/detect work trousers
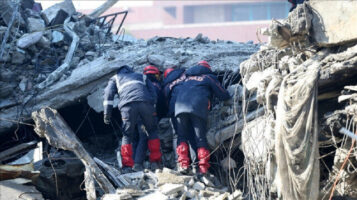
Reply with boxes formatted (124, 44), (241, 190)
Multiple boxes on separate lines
(171, 117), (197, 162)
(132, 120), (148, 164)
(120, 102), (158, 146)
(176, 113), (208, 149)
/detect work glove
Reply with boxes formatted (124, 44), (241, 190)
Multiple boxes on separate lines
(104, 114), (111, 125)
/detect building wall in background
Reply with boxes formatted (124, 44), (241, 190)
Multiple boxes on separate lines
(79, 0), (291, 43)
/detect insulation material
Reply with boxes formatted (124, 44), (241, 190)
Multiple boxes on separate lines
(275, 65), (320, 200)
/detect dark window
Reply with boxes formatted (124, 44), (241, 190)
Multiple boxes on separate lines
(164, 6), (177, 18)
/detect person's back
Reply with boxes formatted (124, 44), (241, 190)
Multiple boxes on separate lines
(103, 65), (161, 172)
(173, 61), (231, 174)
(109, 66), (156, 109)
(163, 68), (186, 117)
(175, 64), (230, 119)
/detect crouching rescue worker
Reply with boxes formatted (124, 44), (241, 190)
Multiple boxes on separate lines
(163, 67), (198, 173)
(175, 61), (231, 174)
(103, 65), (162, 172)
(131, 65), (164, 171)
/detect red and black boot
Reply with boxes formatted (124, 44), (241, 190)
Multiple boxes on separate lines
(176, 142), (190, 174)
(197, 147), (210, 174)
(148, 138), (162, 170)
(121, 144), (134, 173)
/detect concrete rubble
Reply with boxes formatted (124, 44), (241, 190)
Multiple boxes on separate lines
(239, 1), (357, 200)
(2, 0), (357, 200)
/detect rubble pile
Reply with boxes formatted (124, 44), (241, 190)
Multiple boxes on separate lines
(0, 0), (115, 103)
(6, 0), (357, 199)
(101, 168), (243, 200)
(238, 1), (357, 199)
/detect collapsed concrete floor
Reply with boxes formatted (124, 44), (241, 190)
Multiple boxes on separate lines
(2, 0), (357, 200)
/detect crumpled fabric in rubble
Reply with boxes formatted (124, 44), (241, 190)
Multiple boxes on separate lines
(275, 65), (320, 200)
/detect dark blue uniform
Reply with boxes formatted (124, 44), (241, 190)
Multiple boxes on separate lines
(132, 74), (164, 166)
(163, 68), (198, 162)
(103, 66), (159, 146)
(175, 65), (230, 148)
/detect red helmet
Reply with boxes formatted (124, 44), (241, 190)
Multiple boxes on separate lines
(164, 68), (175, 79)
(143, 65), (160, 75)
(198, 60), (211, 69)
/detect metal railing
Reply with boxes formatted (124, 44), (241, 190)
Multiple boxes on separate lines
(96, 10), (128, 35)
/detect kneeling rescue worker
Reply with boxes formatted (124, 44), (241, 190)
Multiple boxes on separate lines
(174, 61), (231, 174)
(103, 65), (162, 171)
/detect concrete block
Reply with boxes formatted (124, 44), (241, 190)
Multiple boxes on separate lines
(193, 181), (205, 191)
(41, 0), (75, 25)
(17, 32), (43, 49)
(160, 183), (185, 195)
(138, 191), (168, 200)
(27, 17), (45, 33)
(310, 0), (357, 46)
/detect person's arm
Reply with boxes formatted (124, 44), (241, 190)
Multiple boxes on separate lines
(103, 75), (117, 124)
(206, 74), (231, 101)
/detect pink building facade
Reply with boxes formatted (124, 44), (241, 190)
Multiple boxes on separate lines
(82, 0), (291, 43)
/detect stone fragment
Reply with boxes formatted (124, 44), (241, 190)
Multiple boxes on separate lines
(185, 189), (198, 199)
(162, 167), (179, 175)
(19, 78), (28, 92)
(27, 17), (45, 33)
(188, 178), (195, 187)
(201, 176), (215, 187)
(156, 171), (188, 186)
(310, 0), (357, 47)
(17, 32), (43, 49)
(138, 191), (168, 200)
(228, 190), (242, 200)
(215, 192), (229, 200)
(41, 0), (76, 25)
(85, 51), (96, 57)
(102, 193), (132, 200)
(179, 191), (186, 200)
(199, 190), (218, 198)
(193, 181), (205, 190)
(160, 183), (185, 195)
(52, 31), (64, 44)
(148, 54), (165, 67)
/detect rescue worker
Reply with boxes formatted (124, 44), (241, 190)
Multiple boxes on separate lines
(132, 65), (163, 171)
(174, 61), (231, 174)
(163, 67), (198, 173)
(103, 65), (162, 172)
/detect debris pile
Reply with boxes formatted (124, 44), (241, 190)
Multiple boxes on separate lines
(237, 1), (357, 199)
(5, 0), (357, 199)
(0, 0), (115, 102)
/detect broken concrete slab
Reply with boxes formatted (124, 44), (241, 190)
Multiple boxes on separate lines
(160, 183), (185, 195)
(193, 181), (205, 190)
(41, 0), (75, 25)
(16, 31), (43, 49)
(51, 30), (64, 43)
(0, 180), (44, 200)
(137, 191), (168, 200)
(148, 54), (165, 67)
(310, 0), (357, 47)
(26, 17), (45, 33)
(102, 193), (132, 200)
(156, 171), (190, 186)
